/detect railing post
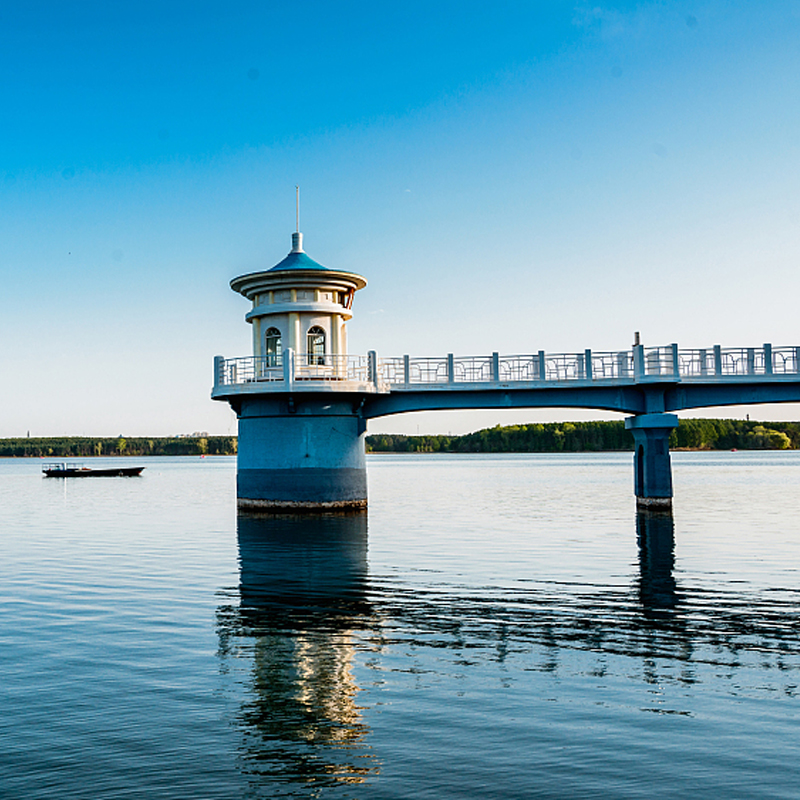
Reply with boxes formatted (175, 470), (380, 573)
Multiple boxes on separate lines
(368, 350), (378, 387)
(214, 355), (224, 387)
(671, 343), (680, 379)
(633, 344), (644, 381)
(796, 347), (800, 374)
(447, 353), (454, 383)
(283, 347), (295, 389)
(538, 350), (546, 381)
(699, 348), (708, 376)
(492, 352), (500, 383)
(584, 349), (593, 381)
(713, 345), (722, 376)
(403, 354), (410, 386)
(746, 347), (755, 375)
(763, 343), (773, 375)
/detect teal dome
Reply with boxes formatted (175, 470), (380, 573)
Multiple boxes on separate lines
(268, 250), (331, 272)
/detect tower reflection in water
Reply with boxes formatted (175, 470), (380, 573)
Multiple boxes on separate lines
(218, 512), (378, 791)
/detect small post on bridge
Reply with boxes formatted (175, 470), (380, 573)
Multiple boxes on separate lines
(763, 343), (773, 375)
(633, 344), (644, 381)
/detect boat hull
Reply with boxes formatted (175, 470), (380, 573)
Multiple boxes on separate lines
(43, 467), (145, 478)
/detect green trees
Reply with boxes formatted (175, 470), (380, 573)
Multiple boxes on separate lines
(747, 426), (791, 449)
(366, 419), (800, 453)
(0, 437), (239, 457)
(1, 421), (798, 459)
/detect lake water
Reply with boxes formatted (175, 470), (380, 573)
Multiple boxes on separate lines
(1, 452), (799, 799)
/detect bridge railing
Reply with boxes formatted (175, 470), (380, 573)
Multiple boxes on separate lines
(295, 353), (370, 382)
(379, 351), (638, 384)
(216, 355), (284, 386)
(215, 353), (370, 386)
(676, 345), (800, 377)
(774, 347), (800, 373)
(216, 344), (800, 390)
(590, 350), (635, 380)
(378, 344), (800, 386)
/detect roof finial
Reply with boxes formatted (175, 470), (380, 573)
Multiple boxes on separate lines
(291, 185), (304, 253)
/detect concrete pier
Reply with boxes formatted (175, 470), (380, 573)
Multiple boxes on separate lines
(235, 394), (368, 511)
(625, 413), (679, 509)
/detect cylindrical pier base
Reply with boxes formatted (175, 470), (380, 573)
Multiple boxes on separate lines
(625, 413), (679, 509)
(235, 395), (368, 511)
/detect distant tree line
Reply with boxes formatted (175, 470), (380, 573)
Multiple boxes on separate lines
(365, 419), (800, 453)
(0, 436), (237, 458)
(2, 420), (798, 458)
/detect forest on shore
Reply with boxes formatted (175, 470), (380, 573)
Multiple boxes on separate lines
(1, 419), (799, 458)
(0, 436), (237, 458)
(365, 418), (800, 453)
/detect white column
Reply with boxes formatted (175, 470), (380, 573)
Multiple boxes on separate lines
(252, 317), (262, 357)
(331, 313), (341, 355)
(288, 312), (300, 353)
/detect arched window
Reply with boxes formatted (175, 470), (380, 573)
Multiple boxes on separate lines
(307, 326), (325, 365)
(265, 327), (282, 367)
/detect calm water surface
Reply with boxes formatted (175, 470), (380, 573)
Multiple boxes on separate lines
(1, 452), (799, 798)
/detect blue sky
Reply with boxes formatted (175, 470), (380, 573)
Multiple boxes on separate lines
(2, 1), (800, 436)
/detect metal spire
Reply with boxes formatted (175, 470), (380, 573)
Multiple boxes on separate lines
(291, 186), (304, 252)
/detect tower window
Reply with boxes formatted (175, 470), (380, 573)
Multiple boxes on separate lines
(307, 326), (325, 365)
(265, 327), (282, 367)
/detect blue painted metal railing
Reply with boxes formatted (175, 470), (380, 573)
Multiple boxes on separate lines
(378, 345), (800, 386)
(214, 344), (800, 389)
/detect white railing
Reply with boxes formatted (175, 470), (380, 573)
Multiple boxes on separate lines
(215, 344), (800, 390)
(214, 351), (372, 387)
(676, 345), (800, 378)
(216, 355), (284, 386)
(296, 353), (370, 382)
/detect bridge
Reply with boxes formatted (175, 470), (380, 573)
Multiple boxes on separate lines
(212, 341), (800, 511)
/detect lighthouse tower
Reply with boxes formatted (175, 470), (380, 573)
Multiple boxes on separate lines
(212, 229), (374, 511)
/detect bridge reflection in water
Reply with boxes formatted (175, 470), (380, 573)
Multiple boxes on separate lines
(217, 510), (799, 794)
(636, 511), (677, 615)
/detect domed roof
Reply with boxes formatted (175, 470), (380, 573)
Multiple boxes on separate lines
(266, 231), (366, 284)
(230, 231), (367, 296)
(268, 249), (331, 273)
